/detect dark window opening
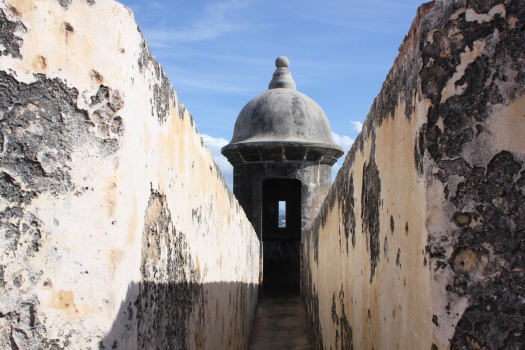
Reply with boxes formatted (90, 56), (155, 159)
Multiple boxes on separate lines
(262, 179), (301, 294)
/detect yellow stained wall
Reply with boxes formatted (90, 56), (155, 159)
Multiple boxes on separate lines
(0, 0), (259, 348)
(304, 1), (525, 349)
(307, 97), (433, 350)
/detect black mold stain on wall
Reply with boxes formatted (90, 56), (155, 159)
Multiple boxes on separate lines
(98, 190), (257, 349)
(340, 173), (356, 252)
(305, 0), (525, 347)
(0, 8), (26, 59)
(416, 0), (525, 348)
(302, 0), (427, 337)
(136, 189), (204, 349)
(0, 71), (120, 195)
(304, 267), (324, 350)
(361, 144), (381, 283)
(152, 75), (175, 125)
(331, 286), (354, 350)
(101, 280), (258, 349)
(447, 150), (525, 349)
(359, 2), (438, 140)
(136, 30), (176, 125)
(55, 0), (73, 10)
(414, 132), (424, 175)
(304, 160), (357, 347)
(0, 70), (122, 348)
(419, 0), (525, 162)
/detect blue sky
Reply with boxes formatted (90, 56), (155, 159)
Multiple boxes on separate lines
(119, 0), (428, 185)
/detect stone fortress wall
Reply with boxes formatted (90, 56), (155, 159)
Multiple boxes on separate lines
(1, 0), (524, 349)
(303, 0), (525, 349)
(0, 0), (259, 348)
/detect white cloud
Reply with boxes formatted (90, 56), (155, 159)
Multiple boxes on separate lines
(201, 133), (229, 149)
(331, 162), (342, 180)
(350, 121), (363, 133)
(331, 131), (354, 154)
(330, 131), (355, 182)
(201, 134), (233, 187)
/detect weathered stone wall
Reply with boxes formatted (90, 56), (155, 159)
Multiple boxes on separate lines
(234, 161), (332, 241)
(234, 161), (332, 291)
(0, 0), (259, 349)
(304, 0), (525, 349)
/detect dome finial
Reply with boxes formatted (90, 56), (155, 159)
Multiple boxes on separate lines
(275, 56), (289, 68)
(269, 56), (296, 90)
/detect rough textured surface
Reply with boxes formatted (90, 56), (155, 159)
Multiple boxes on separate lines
(0, 0), (259, 348)
(229, 89), (337, 145)
(0, 8), (25, 59)
(248, 292), (312, 349)
(360, 144), (381, 283)
(136, 190), (204, 349)
(304, 0), (525, 349)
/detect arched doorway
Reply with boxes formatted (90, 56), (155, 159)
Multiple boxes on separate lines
(262, 178), (302, 293)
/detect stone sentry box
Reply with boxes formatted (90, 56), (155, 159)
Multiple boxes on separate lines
(222, 57), (343, 293)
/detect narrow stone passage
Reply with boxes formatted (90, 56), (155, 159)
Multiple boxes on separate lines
(248, 291), (312, 350)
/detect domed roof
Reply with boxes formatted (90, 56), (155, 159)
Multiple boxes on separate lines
(222, 57), (343, 165)
(230, 88), (335, 144)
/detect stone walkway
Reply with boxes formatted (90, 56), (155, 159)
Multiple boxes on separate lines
(248, 292), (312, 350)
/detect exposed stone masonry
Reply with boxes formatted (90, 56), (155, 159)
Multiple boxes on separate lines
(304, 0), (525, 349)
(0, 1), (259, 348)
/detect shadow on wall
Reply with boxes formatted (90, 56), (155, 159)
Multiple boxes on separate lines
(100, 281), (258, 349)
(100, 190), (258, 349)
